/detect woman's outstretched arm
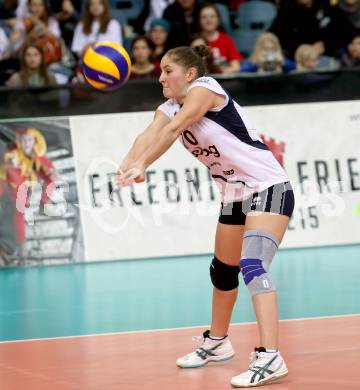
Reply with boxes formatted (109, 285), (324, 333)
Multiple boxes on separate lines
(117, 87), (217, 186)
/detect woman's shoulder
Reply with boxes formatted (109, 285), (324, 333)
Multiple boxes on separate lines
(6, 72), (21, 87)
(190, 76), (221, 89)
(109, 19), (121, 28)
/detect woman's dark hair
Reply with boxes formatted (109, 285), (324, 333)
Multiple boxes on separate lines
(197, 3), (224, 33)
(19, 43), (52, 85)
(166, 45), (212, 77)
(82, 0), (111, 35)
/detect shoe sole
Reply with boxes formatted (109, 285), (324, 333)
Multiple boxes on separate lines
(177, 352), (235, 369)
(230, 368), (289, 387)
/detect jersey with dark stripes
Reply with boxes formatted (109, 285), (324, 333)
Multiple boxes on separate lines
(157, 76), (288, 202)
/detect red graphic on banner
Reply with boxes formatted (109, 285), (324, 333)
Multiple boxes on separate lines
(260, 134), (286, 168)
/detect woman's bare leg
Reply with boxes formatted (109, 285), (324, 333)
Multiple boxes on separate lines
(210, 223), (244, 337)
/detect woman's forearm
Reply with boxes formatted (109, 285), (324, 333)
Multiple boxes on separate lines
(138, 125), (179, 168)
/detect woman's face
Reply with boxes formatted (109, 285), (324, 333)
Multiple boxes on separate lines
(304, 54), (319, 69)
(24, 47), (42, 69)
(150, 26), (168, 46)
(29, 0), (45, 18)
(89, 0), (105, 18)
(20, 134), (36, 156)
(261, 40), (276, 54)
(199, 7), (219, 33)
(132, 39), (151, 64)
(159, 55), (190, 100)
(349, 37), (360, 59)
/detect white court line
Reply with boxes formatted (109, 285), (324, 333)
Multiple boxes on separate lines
(0, 313), (359, 345)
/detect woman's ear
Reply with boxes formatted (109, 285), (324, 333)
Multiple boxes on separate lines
(186, 67), (197, 82)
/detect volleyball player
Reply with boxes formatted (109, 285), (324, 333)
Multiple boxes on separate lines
(117, 45), (294, 388)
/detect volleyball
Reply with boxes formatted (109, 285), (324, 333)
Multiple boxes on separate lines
(82, 41), (131, 91)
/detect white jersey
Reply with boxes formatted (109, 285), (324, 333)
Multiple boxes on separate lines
(157, 76), (289, 202)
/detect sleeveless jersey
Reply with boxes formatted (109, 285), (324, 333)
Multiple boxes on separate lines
(157, 76), (289, 202)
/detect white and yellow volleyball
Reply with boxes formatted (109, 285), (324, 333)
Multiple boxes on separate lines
(82, 41), (132, 91)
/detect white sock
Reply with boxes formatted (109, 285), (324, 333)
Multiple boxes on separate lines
(209, 334), (227, 341)
(265, 348), (278, 353)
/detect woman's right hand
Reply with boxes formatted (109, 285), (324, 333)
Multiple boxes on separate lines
(116, 166), (145, 187)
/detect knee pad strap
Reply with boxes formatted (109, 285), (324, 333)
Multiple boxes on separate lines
(240, 230), (279, 296)
(210, 256), (240, 291)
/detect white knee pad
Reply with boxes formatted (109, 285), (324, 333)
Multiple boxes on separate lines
(239, 230), (279, 296)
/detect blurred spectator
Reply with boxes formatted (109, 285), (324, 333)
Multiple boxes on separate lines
(341, 33), (360, 66)
(270, 0), (336, 58)
(197, 3), (242, 73)
(163, 0), (201, 47)
(6, 43), (57, 86)
(15, 0), (62, 64)
(129, 36), (161, 79)
(318, 0), (360, 57)
(71, 0), (122, 58)
(241, 32), (296, 73)
(131, 0), (175, 35)
(338, 0), (360, 30)
(148, 18), (170, 68)
(190, 34), (222, 73)
(295, 43), (320, 70)
(50, 0), (82, 46)
(295, 43), (340, 70)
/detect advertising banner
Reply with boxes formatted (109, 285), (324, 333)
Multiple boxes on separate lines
(71, 100), (360, 261)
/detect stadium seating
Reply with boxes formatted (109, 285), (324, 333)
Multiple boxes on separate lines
(237, 1), (277, 31)
(232, 29), (262, 57)
(214, 3), (233, 35)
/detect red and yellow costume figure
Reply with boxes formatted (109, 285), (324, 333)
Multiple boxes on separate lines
(0, 127), (55, 246)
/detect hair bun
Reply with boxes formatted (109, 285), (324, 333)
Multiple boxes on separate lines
(192, 44), (212, 59)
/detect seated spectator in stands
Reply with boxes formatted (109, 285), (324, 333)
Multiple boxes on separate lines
(6, 43), (57, 86)
(71, 0), (122, 58)
(339, 0), (360, 30)
(341, 34), (360, 66)
(190, 34), (222, 73)
(15, 0), (62, 64)
(50, 0), (82, 46)
(197, 3), (242, 73)
(295, 43), (320, 70)
(129, 36), (161, 79)
(295, 42), (340, 71)
(148, 18), (170, 68)
(163, 0), (201, 48)
(270, 0), (335, 58)
(132, 0), (175, 34)
(241, 32), (296, 73)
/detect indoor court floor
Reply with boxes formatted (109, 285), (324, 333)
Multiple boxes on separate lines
(1, 244), (360, 389)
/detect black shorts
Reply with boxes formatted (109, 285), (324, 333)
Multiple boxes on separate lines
(219, 181), (295, 225)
